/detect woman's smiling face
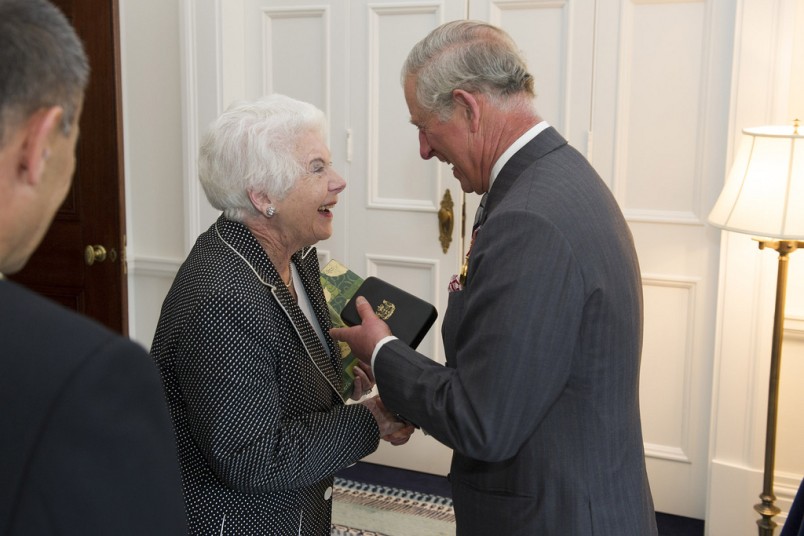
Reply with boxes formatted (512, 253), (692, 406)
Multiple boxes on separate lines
(276, 129), (346, 247)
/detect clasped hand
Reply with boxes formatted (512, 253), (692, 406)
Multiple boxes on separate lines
(360, 396), (415, 446)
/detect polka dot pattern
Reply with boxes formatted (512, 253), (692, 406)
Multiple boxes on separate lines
(151, 216), (380, 535)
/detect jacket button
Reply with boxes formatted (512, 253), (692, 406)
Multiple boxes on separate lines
(324, 486), (333, 500)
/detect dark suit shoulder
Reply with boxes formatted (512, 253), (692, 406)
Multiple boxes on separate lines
(0, 280), (187, 535)
(1, 279), (122, 353)
(0, 280), (155, 393)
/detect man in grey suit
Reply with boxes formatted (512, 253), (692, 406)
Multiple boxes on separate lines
(331, 20), (658, 535)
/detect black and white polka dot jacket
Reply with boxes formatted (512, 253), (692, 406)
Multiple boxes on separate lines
(151, 216), (380, 535)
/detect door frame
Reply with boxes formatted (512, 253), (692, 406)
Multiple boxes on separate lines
(11, 0), (128, 333)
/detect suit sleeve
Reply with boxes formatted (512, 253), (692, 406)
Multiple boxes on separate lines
(11, 337), (188, 535)
(173, 293), (379, 493)
(375, 208), (584, 462)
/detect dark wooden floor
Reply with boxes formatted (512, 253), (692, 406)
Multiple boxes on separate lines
(336, 462), (705, 536)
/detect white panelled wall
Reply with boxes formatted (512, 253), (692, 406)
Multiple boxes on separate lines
(706, 0), (804, 534)
(119, 0), (804, 533)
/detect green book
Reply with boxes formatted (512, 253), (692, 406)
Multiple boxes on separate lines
(320, 259), (364, 399)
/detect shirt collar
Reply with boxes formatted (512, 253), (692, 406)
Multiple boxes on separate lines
(489, 120), (550, 191)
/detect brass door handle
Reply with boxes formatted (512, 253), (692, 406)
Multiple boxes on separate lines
(84, 244), (117, 266)
(438, 189), (454, 253)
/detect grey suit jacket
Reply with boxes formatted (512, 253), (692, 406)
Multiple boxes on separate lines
(151, 216), (379, 535)
(375, 127), (658, 535)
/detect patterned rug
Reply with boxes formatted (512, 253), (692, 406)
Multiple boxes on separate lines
(331, 477), (456, 536)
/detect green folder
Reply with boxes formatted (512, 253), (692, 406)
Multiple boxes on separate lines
(320, 260), (364, 399)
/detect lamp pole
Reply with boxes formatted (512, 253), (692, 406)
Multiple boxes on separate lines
(754, 240), (803, 535)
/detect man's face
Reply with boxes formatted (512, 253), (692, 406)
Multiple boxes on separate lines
(404, 76), (484, 194)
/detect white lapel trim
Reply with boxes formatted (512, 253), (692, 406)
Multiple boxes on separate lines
(214, 221), (343, 401)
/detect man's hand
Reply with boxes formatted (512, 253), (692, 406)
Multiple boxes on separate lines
(330, 296), (392, 365)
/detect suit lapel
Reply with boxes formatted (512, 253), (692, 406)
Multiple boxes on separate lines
(214, 216), (343, 400)
(458, 127), (569, 289)
(292, 248), (344, 396)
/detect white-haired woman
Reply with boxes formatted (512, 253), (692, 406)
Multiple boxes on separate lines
(151, 94), (411, 535)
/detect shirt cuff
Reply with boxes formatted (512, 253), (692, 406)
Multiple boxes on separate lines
(371, 335), (398, 371)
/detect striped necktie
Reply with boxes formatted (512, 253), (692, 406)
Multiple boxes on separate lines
(473, 193), (488, 231)
(457, 193), (488, 287)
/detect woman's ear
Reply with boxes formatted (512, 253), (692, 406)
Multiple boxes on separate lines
(20, 106), (63, 185)
(247, 189), (273, 214)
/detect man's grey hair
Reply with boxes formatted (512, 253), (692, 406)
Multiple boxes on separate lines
(198, 94), (327, 222)
(401, 20), (535, 121)
(0, 0), (89, 145)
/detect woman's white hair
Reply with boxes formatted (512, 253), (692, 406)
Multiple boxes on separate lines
(198, 94), (326, 221)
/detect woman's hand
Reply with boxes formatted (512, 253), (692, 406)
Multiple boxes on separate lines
(349, 361), (376, 401)
(360, 396), (415, 445)
(383, 424), (415, 446)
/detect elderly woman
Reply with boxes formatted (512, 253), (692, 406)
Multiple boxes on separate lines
(151, 94), (410, 535)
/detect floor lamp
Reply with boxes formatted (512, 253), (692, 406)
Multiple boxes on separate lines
(708, 120), (804, 535)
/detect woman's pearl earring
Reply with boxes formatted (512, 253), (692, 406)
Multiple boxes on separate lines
(265, 205), (276, 218)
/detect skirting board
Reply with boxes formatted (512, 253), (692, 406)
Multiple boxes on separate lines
(707, 460), (797, 535)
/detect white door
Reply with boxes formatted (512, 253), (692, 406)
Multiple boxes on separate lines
(345, 0), (468, 475)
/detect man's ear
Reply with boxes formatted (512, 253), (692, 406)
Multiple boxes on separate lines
(452, 89), (481, 133)
(20, 106), (63, 185)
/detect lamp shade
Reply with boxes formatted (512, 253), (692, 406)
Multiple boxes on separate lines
(708, 124), (804, 239)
